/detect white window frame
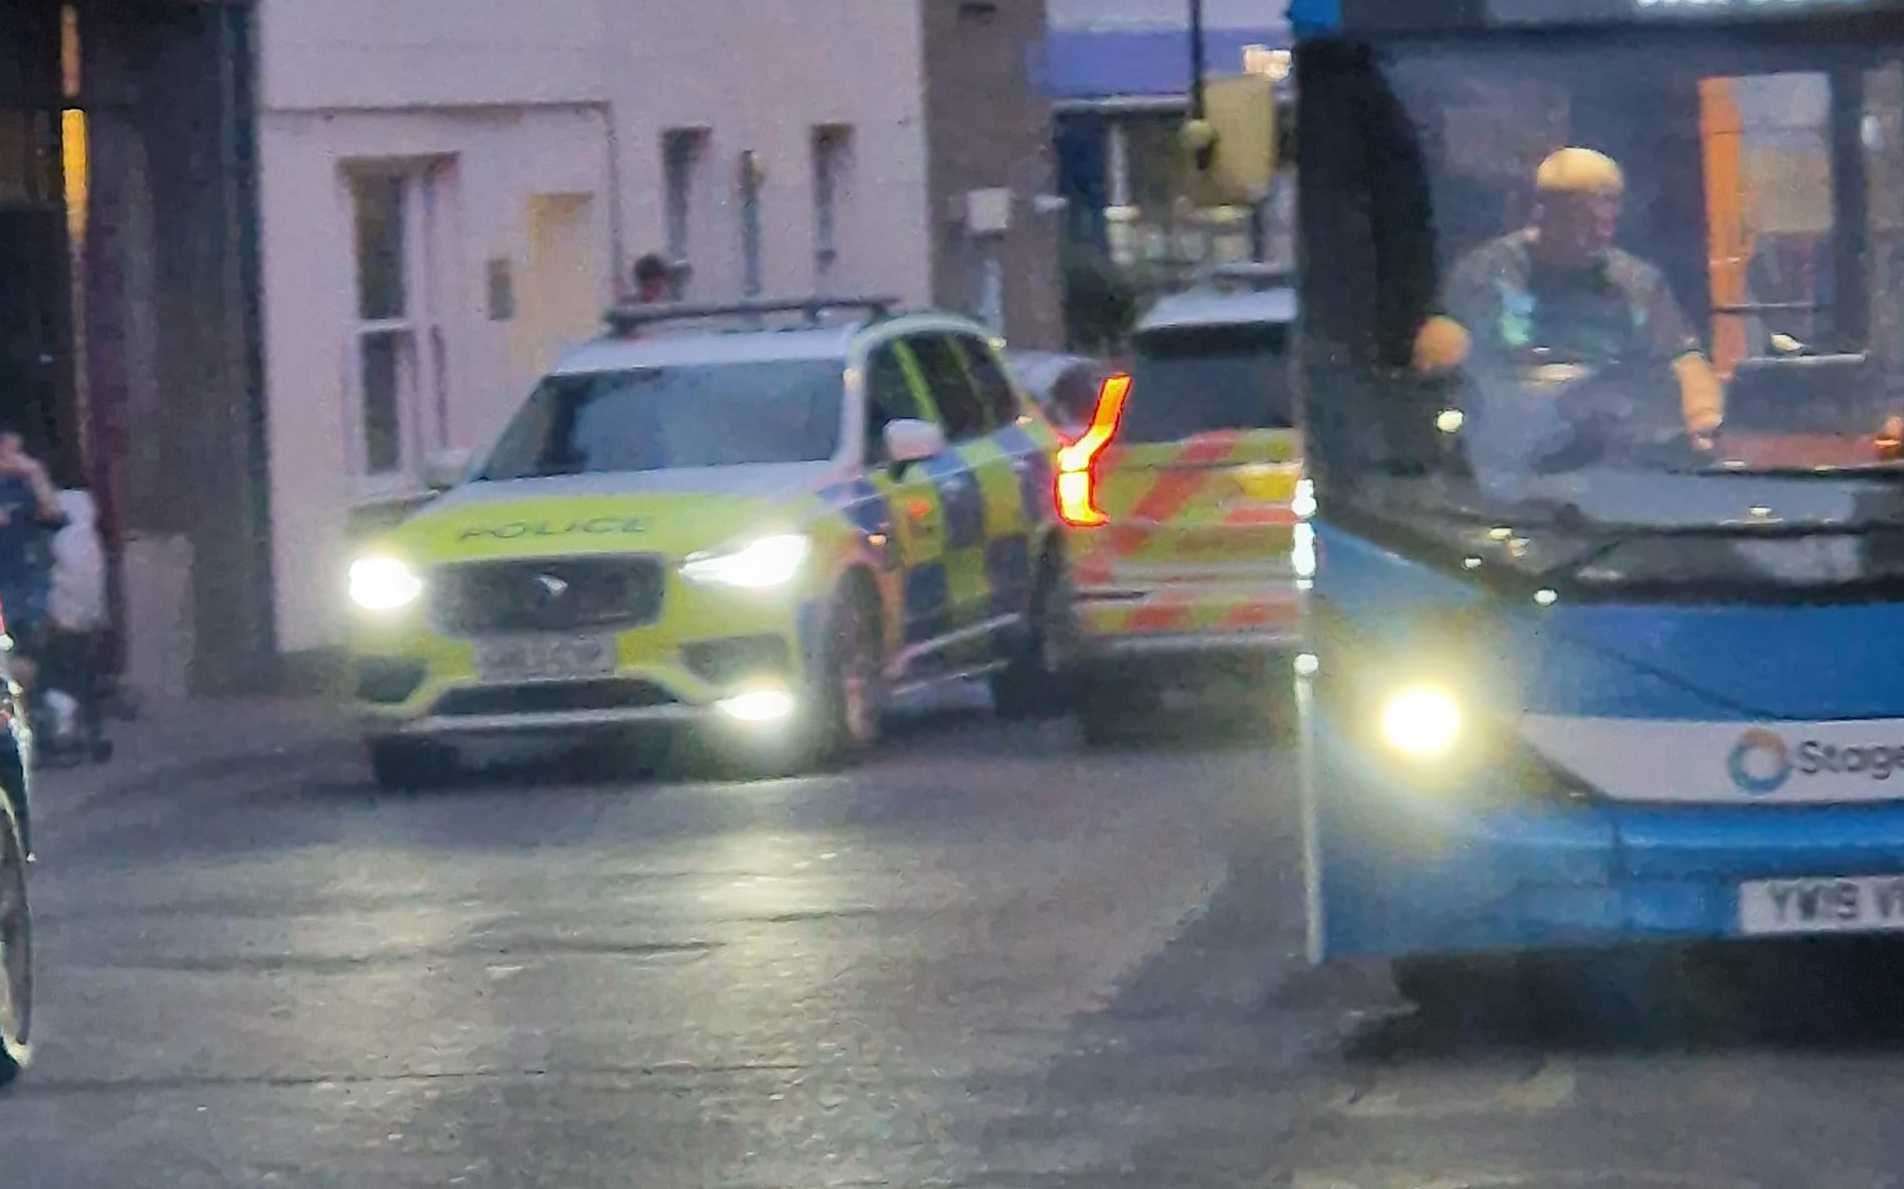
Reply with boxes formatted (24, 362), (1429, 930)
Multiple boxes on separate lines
(343, 160), (450, 502)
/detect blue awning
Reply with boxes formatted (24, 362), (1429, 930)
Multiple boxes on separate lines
(1037, 26), (1292, 102)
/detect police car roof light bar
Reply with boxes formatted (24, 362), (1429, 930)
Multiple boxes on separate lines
(605, 296), (899, 335)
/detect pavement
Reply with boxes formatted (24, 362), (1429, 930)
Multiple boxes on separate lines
(11, 689), (1904, 1187)
(31, 695), (351, 821)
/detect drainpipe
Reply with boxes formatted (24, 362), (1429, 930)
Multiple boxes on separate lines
(1189, 0), (1207, 123)
(216, 0), (277, 678)
(599, 102), (627, 299)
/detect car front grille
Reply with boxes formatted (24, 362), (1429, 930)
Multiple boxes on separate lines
(431, 556), (664, 635)
(432, 680), (678, 718)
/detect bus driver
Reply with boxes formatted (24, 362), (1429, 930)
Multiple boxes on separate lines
(1412, 147), (1726, 452)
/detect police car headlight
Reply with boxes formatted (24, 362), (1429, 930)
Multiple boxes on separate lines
(681, 534), (811, 590)
(1378, 684), (1463, 761)
(349, 556), (424, 612)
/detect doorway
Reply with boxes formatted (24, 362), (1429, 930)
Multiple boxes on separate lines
(514, 192), (602, 387)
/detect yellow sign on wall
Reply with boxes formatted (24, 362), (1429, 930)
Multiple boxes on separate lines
(1187, 73), (1280, 207)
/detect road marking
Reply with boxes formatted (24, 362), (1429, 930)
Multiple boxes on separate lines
(1333, 1060), (1576, 1119)
(1294, 1172), (1764, 1189)
(1293, 1174), (1567, 1189)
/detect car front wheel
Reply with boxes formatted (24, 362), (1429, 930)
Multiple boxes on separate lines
(706, 579), (884, 779)
(991, 553), (1075, 721)
(821, 581), (886, 758)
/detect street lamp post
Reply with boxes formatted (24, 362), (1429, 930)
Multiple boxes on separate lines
(1189, 0), (1207, 122)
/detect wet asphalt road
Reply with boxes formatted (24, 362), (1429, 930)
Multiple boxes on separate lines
(13, 691), (1904, 1188)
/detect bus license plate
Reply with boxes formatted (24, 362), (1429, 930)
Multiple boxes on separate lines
(1738, 876), (1904, 936)
(476, 634), (617, 684)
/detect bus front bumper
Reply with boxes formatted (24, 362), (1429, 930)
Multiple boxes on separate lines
(1311, 722), (1904, 961)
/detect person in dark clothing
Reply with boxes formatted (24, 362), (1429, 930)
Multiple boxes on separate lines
(0, 422), (66, 665)
(632, 253), (675, 304)
(1413, 147), (1725, 448)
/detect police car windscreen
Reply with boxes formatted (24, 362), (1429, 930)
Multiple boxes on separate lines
(1123, 323), (1292, 443)
(482, 361), (844, 478)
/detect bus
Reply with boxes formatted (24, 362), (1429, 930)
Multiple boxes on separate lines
(1291, 0), (1904, 999)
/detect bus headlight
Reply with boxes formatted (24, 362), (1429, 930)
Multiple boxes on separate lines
(1378, 684), (1463, 760)
(349, 556), (424, 612)
(682, 534), (811, 590)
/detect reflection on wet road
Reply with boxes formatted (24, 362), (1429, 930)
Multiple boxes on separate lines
(12, 693), (1904, 1188)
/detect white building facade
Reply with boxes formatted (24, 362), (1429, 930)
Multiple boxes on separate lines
(255, 0), (1051, 655)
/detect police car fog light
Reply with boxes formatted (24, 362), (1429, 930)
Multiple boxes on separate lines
(682, 534), (811, 590)
(1379, 685), (1462, 760)
(717, 687), (797, 724)
(349, 556), (424, 612)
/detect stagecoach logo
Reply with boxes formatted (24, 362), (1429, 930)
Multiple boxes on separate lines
(1727, 728), (1904, 796)
(1728, 729), (1793, 796)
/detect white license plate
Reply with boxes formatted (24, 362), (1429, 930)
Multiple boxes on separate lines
(475, 634), (617, 683)
(1738, 876), (1904, 936)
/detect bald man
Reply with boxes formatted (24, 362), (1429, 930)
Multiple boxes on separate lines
(1416, 147), (1724, 446)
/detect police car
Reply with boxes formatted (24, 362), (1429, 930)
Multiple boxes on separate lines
(348, 297), (1070, 786)
(1059, 264), (1307, 740)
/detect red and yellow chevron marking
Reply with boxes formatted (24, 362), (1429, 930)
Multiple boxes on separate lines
(1220, 503), (1300, 527)
(1066, 427), (1305, 646)
(1072, 517), (1299, 587)
(1080, 588), (1304, 640)
(1119, 432), (1247, 524)
(1083, 431), (1298, 534)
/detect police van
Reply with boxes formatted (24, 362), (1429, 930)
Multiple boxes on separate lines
(1060, 264), (1307, 740)
(347, 297), (1069, 785)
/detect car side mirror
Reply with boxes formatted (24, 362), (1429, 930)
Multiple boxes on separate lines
(883, 419), (946, 468)
(423, 448), (473, 492)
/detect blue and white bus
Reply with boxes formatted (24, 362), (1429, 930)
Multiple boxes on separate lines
(1292, 0), (1904, 996)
